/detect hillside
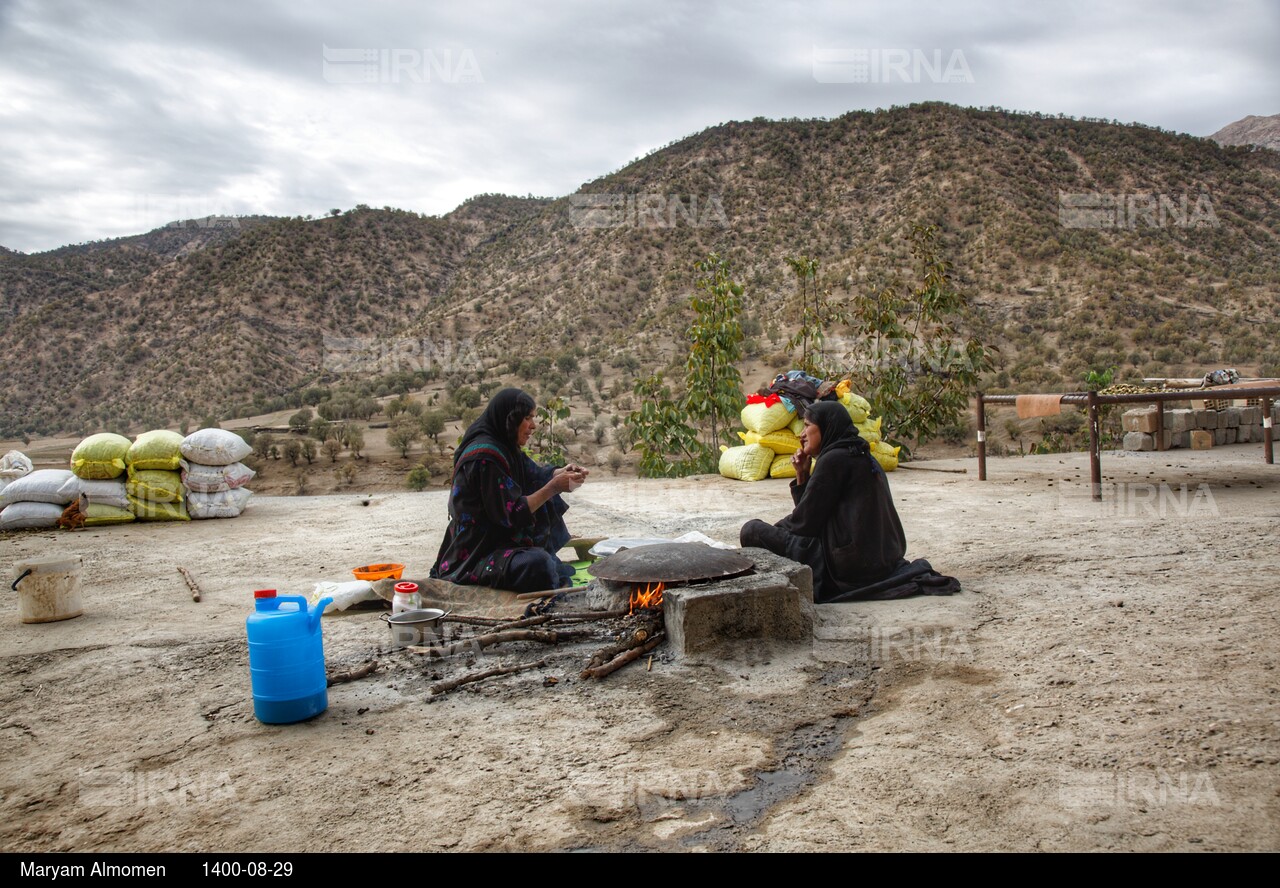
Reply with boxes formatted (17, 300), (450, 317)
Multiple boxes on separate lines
(3, 103), (1279, 440)
(1211, 114), (1280, 153)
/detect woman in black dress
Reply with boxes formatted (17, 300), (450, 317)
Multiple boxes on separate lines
(739, 400), (907, 602)
(430, 388), (588, 593)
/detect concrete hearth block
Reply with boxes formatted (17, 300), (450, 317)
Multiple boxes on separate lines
(1223, 408), (1241, 428)
(1190, 430), (1213, 450)
(662, 548), (814, 657)
(1122, 408), (1159, 433)
(1240, 406), (1262, 426)
(1223, 427), (1238, 445)
(1123, 431), (1155, 451)
(1167, 409), (1194, 434)
(1193, 409), (1213, 429)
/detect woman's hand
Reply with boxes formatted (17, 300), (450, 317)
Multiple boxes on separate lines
(791, 450), (810, 486)
(552, 465), (588, 493)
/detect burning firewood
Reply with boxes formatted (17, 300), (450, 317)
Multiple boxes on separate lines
(580, 634), (665, 680)
(581, 616), (662, 673)
(429, 659), (547, 696)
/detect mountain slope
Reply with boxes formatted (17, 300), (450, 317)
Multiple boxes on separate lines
(3, 104), (1279, 438)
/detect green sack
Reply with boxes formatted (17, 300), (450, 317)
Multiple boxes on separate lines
(71, 433), (132, 480)
(127, 430), (184, 471)
(128, 496), (190, 522)
(84, 502), (136, 526)
(126, 468), (184, 503)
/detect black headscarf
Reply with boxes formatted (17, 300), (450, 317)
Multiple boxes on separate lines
(454, 387), (536, 488)
(803, 400), (871, 459)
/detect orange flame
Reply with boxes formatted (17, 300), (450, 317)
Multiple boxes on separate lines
(629, 581), (665, 614)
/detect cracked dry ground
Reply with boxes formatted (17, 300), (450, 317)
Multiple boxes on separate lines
(1, 448), (1277, 851)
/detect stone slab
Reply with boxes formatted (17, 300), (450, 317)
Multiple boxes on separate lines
(1123, 431), (1155, 451)
(1122, 407), (1159, 434)
(1190, 430), (1213, 450)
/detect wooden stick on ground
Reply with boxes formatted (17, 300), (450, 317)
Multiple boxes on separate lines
(430, 659), (547, 696)
(898, 464), (968, 474)
(406, 627), (595, 659)
(327, 661), (378, 686)
(514, 584), (589, 601)
(176, 566), (202, 602)
(581, 634), (664, 680)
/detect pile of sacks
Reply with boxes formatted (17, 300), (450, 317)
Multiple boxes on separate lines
(718, 378), (901, 483)
(0, 428), (255, 531)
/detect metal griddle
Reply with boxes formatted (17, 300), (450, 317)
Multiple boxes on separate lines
(587, 542), (754, 585)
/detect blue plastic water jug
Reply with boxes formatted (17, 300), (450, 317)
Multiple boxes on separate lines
(246, 590), (333, 724)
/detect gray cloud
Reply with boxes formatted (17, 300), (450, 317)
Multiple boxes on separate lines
(0, 0), (1275, 252)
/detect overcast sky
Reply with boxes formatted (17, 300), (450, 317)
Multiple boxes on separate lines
(0, 0), (1275, 253)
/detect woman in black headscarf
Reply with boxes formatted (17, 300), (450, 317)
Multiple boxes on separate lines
(430, 388), (589, 593)
(740, 400), (907, 602)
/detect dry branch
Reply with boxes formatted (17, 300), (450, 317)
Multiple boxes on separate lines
(406, 627), (595, 659)
(430, 659), (547, 696)
(581, 634), (664, 680)
(327, 661), (379, 686)
(176, 566), (202, 602)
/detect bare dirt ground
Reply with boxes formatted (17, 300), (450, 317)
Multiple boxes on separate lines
(1, 445), (1278, 852)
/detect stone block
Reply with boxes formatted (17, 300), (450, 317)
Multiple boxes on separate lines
(1123, 431), (1155, 451)
(1161, 429), (1172, 450)
(1193, 409), (1214, 429)
(1237, 425), (1252, 444)
(1166, 409), (1195, 434)
(1223, 407), (1241, 428)
(1224, 427), (1238, 445)
(1190, 430), (1213, 450)
(662, 548), (815, 657)
(1174, 431), (1191, 449)
(1240, 406), (1262, 426)
(1214, 428), (1227, 446)
(1122, 407), (1159, 434)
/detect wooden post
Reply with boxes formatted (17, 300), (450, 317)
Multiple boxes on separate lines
(1264, 396), (1274, 465)
(976, 392), (987, 481)
(1088, 390), (1102, 501)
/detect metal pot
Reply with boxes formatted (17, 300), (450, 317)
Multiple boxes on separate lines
(380, 608), (448, 650)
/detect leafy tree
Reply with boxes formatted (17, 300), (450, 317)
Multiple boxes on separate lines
(283, 439), (302, 466)
(532, 396), (570, 464)
(406, 464), (431, 491)
(421, 410), (446, 441)
(844, 225), (993, 453)
(684, 252), (746, 459)
(387, 419), (421, 459)
(289, 407), (313, 431)
(784, 256), (842, 376)
(344, 425), (365, 459)
(322, 438), (344, 462)
(624, 373), (701, 477)
(300, 437), (317, 464)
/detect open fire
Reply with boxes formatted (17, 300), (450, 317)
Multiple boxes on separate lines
(629, 581), (664, 614)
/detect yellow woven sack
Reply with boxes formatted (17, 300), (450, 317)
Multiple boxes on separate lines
(840, 392), (871, 424)
(125, 468), (184, 503)
(128, 496), (191, 522)
(758, 429), (801, 455)
(127, 430), (184, 470)
(835, 379), (851, 398)
(871, 440), (900, 472)
(719, 444), (775, 482)
(737, 430), (762, 445)
(741, 400), (794, 435)
(856, 417), (882, 443)
(788, 416), (804, 436)
(71, 433), (132, 480)
(769, 453), (796, 479)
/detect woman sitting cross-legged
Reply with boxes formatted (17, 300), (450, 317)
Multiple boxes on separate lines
(430, 388), (588, 594)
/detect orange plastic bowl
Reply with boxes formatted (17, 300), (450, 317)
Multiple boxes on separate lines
(352, 563), (405, 581)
